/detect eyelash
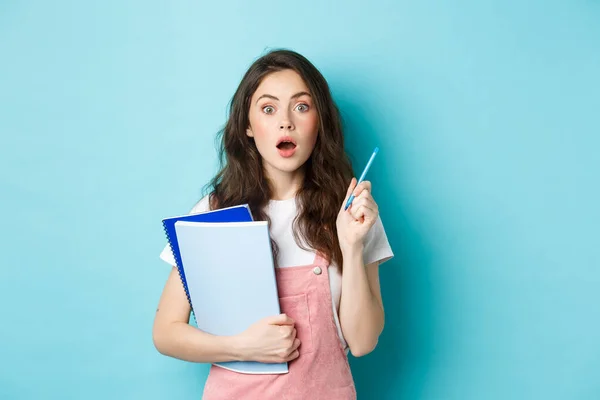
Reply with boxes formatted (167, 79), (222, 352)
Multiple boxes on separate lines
(262, 103), (310, 114)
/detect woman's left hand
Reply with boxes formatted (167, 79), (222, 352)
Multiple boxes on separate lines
(336, 177), (379, 253)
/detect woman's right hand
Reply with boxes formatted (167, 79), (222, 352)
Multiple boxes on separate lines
(236, 313), (301, 363)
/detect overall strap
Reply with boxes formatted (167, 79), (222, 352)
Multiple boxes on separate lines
(312, 251), (330, 268)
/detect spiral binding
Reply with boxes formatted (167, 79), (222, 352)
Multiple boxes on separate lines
(162, 220), (198, 323)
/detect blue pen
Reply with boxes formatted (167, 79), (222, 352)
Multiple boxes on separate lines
(344, 147), (379, 210)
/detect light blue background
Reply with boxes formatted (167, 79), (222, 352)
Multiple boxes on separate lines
(1, 1), (599, 399)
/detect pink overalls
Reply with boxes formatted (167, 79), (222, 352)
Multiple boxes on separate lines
(202, 253), (357, 399)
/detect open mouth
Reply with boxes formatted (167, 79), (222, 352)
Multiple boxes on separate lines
(276, 137), (297, 150)
(276, 137), (297, 157)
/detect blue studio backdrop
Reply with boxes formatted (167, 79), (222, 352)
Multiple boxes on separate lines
(1, 1), (599, 399)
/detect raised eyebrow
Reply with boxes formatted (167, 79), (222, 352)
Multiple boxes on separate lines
(291, 91), (311, 100)
(256, 94), (278, 104)
(255, 92), (311, 105)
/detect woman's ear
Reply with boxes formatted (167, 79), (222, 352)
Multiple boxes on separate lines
(246, 127), (254, 137)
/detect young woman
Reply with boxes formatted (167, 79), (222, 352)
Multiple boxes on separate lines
(153, 49), (394, 399)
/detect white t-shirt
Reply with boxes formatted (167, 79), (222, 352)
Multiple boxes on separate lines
(159, 195), (394, 352)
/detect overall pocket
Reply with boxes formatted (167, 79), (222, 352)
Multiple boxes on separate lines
(278, 293), (314, 355)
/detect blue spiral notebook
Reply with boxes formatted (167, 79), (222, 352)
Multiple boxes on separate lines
(162, 204), (254, 316)
(162, 204), (287, 374)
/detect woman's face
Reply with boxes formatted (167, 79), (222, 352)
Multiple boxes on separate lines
(247, 69), (319, 180)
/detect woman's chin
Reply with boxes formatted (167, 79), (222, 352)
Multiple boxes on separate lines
(263, 158), (308, 175)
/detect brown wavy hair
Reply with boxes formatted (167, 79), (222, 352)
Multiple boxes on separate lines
(203, 49), (353, 270)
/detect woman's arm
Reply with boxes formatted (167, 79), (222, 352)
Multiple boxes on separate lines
(152, 267), (245, 363)
(152, 267), (300, 364)
(336, 178), (386, 357)
(338, 247), (384, 357)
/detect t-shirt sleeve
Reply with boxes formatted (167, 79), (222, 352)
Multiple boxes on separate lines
(158, 195), (212, 266)
(363, 215), (394, 267)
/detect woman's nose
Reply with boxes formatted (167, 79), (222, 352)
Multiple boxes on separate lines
(279, 114), (295, 130)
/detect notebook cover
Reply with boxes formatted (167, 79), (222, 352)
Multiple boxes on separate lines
(162, 204), (253, 319)
(174, 220), (287, 374)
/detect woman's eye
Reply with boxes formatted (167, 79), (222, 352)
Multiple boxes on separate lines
(296, 104), (309, 112)
(262, 106), (275, 114)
